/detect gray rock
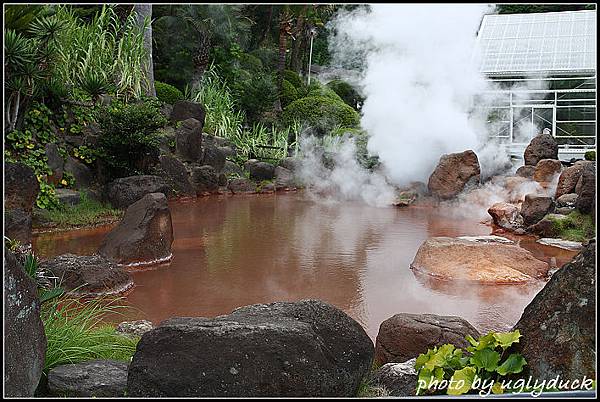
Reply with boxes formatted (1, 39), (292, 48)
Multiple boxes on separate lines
(536, 238), (583, 251)
(222, 160), (243, 177)
(274, 166), (296, 189)
(5, 208), (33, 246)
(524, 133), (558, 166)
(55, 188), (81, 207)
(107, 175), (171, 209)
(227, 178), (257, 194)
(5, 162), (39, 212)
(64, 135), (84, 147)
(45, 143), (64, 185)
(575, 163), (595, 214)
(279, 156), (302, 172)
(159, 154), (195, 196)
(244, 159), (276, 181)
(170, 100), (206, 126)
(175, 118), (203, 162)
(556, 193), (578, 208)
(99, 193), (174, 266)
(39, 253), (133, 296)
(64, 156), (93, 189)
(521, 194), (555, 226)
(375, 313), (480, 365)
(513, 242), (595, 381)
(127, 299), (374, 397)
(554, 206), (575, 215)
(371, 358), (418, 397)
(191, 165), (219, 194)
(4, 249), (47, 396)
(47, 360), (128, 397)
(201, 144), (226, 172)
(116, 320), (154, 338)
(219, 146), (236, 159)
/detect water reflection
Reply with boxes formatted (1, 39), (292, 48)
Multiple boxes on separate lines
(32, 193), (576, 339)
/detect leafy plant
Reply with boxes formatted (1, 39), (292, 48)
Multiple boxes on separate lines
(36, 180), (60, 210)
(585, 150), (596, 161)
(415, 330), (526, 396)
(73, 145), (98, 164)
(155, 80), (184, 105)
(21, 252), (64, 304)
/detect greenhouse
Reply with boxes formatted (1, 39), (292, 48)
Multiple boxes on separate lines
(475, 9), (596, 160)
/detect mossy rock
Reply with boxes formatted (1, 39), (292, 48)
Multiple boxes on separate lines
(155, 81), (184, 105)
(326, 79), (364, 110)
(282, 95), (361, 135)
(547, 211), (595, 242)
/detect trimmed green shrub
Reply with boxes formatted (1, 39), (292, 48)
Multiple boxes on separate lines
(297, 80), (343, 103)
(584, 150), (596, 161)
(97, 99), (167, 179)
(282, 95), (361, 135)
(155, 81), (184, 105)
(239, 52), (263, 72)
(250, 46), (278, 70)
(232, 71), (278, 123)
(326, 79), (364, 110)
(281, 79), (300, 108)
(283, 69), (304, 89)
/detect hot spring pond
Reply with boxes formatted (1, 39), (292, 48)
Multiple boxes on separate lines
(33, 192), (576, 339)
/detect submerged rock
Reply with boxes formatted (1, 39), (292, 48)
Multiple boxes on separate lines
(47, 360), (128, 397)
(375, 313), (480, 365)
(427, 150), (480, 200)
(512, 241), (595, 381)
(523, 133), (558, 166)
(371, 358), (418, 397)
(520, 194), (554, 226)
(410, 237), (549, 284)
(39, 254), (133, 296)
(487, 202), (524, 231)
(107, 175), (171, 209)
(536, 238), (583, 251)
(127, 299), (374, 397)
(4, 249), (47, 397)
(99, 193), (174, 266)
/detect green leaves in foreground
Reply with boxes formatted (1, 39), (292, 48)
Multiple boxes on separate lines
(415, 330), (526, 396)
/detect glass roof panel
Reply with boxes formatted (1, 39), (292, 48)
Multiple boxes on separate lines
(476, 10), (596, 75)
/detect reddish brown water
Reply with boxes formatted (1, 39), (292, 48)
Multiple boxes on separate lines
(33, 193), (576, 339)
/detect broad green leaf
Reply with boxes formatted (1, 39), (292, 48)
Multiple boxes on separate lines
(448, 366), (476, 395)
(424, 344), (455, 371)
(493, 330), (522, 350)
(492, 382), (504, 394)
(417, 368), (433, 395)
(466, 334), (479, 347)
(470, 348), (501, 372)
(433, 367), (445, 380)
(496, 353), (527, 376)
(415, 349), (434, 370)
(474, 333), (497, 351)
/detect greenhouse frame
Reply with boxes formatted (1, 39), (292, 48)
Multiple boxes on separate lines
(474, 9), (596, 160)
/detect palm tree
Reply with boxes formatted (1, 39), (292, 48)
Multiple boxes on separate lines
(133, 4), (156, 97)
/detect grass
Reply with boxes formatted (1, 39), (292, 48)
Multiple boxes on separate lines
(35, 191), (123, 230)
(41, 296), (138, 374)
(548, 211), (595, 242)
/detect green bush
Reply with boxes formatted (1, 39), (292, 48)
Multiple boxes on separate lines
(97, 99), (167, 178)
(584, 150), (596, 161)
(155, 81), (184, 105)
(326, 79), (364, 110)
(283, 95), (361, 135)
(232, 71), (278, 122)
(239, 52), (263, 72)
(281, 79), (300, 108)
(283, 69), (304, 89)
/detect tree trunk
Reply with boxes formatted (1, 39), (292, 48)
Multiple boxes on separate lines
(190, 34), (211, 95)
(290, 7), (307, 73)
(134, 4), (156, 97)
(276, 14), (290, 112)
(259, 6), (273, 46)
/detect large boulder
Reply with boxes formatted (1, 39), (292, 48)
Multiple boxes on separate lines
(512, 241), (595, 381)
(159, 154), (195, 196)
(410, 237), (549, 284)
(175, 118), (203, 162)
(47, 360), (128, 397)
(245, 159), (276, 181)
(520, 194), (554, 226)
(523, 133), (558, 166)
(5, 162), (39, 212)
(371, 359), (418, 397)
(127, 300), (374, 397)
(98, 193), (174, 266)
(45, 142), (64, 185)
(527, 214), (566, 238)
(427, 150), (480, 200)
(4, 249), (47, 396)
(39, 254), (133, 296)
(555, 160), (592, 198)
(107, 175), (171, 209)
(575, 163), (595, 214)
(5, 208), (33, 245)
(227, 178), (257, 194)
(532, 159), (562, 184)
(222, 160), (244, 177)
(555, 193), (578, 208)
(279, 156), (302, 172)
(487, 202), (524, 231)
(190, 165), (219, 194)
(374, 313), (480, 365)
(201, 143), (226, 172)
(170, 100), (206, 126)
(64, 156), (93, 189)
(274, 166), (296, 190)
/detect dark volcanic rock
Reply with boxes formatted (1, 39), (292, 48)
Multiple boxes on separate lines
(575, 163), (596, 214)
(64, 157), (93, 189)
(191, 165), (219, 194)
(227, 178), (257, 193)
(374, 313), (480, 365)
(159, 154), (195, 196)
(107, 175), (171, 209)
(513, 242), (596, 381)
(4, 249), (47, 396)
(244, 159), (276, 181)
(555, 160), (592, 198)
(222, 160), (243, 177)
(5, 162), (40, 212)
(5, 208), (33, 245)
(201, 143), (226, 172)
(47, 360), (128, 397)
(527, 214), (566, 238)
(520, 194), (554, 226)
(371, 358), (418, 397)
(39, 254), (133, 296)
(55, 189), (81, 207)
(170, 100), (206, 126)
(427, 150), (480, 200)
(175, 118), (203, 162)
(127, 299), (374, 397)
(99, 193), (174, 266)
(524, 133), (558, 166)
(45, 143), (64, 185)
(274, 166), (296, 189)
